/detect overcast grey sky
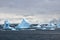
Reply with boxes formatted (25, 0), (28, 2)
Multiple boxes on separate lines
(0, 0), (60, 16)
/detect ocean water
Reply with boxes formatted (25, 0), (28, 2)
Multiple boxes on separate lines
(0, 30), (60, 40)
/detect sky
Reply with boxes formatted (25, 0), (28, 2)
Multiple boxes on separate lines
(0, 0), (60, 15)
(0, 0), (60, 23)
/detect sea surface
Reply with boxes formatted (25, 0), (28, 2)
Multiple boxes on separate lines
(0, 30), (60, 40)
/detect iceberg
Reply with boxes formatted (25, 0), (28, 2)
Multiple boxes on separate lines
(3, 20), (10, 29)
(46, 23), (56, 30)
(3, 20), (16, 30)
(15, 18), (30, 29)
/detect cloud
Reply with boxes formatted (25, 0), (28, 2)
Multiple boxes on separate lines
(0, 0), (59, 15)
(0, 0), (60, 23)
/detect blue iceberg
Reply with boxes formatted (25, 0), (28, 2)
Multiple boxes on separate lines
(3, 20), (16, 30)
(15, 18), (30, 29)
